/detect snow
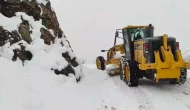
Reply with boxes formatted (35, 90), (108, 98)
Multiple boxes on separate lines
(1, 59), (190, 110)
(84, 64), (190, 110)
(0, 13), (22, 32)
(48, 29), (55, 37)
(113, 51), (125, 58)
(38, 5), (43, 16)
(0, 42), (14, 59)
(36, 0), (49, 5)
(184, 53), (190, 62)
(20, 0), (48, 5)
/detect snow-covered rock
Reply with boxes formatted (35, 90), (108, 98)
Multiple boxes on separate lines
(0, 0), (82, 81)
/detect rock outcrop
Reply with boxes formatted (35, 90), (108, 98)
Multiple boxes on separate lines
(0, 0), (82, 81)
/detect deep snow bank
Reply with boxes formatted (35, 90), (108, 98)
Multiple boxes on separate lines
(0, 56), (78, 110)
(0, 60), (137, 110)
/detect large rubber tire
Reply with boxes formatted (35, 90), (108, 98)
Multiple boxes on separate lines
(177, 68), (187, 84)
(125, 60), (139, 87)
(96, 56), (106, 70)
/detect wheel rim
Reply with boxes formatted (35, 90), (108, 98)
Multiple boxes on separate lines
(119, 63), (123, 80)
(120, 62), (126, 80)
(127, 71), (131, 85)
(96, 59), (101, 69)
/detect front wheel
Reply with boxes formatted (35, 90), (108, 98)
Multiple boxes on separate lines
(96, 56), (106, 70)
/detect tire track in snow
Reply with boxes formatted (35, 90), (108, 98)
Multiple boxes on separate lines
(139, 78), (190, 110)
(158, 79), (190, 109)
(133, 86), (154, 110)
(160, 79), (190, 94)
(112, 76), (190, 110)
(112, 76), (154, 110)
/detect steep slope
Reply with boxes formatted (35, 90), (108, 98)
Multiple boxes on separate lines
(0, 0), (82, 81)
(0, 0), (84, 109)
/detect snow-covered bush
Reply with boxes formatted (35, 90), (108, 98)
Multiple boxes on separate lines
(81, 59), (86, 64)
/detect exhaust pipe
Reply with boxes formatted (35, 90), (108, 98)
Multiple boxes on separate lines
(163, 34), (168, 50)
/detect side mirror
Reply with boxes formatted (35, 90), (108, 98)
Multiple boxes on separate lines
(101, 50), (107, 52)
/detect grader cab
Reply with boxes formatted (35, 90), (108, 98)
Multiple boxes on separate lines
(96, 24), (190, 87)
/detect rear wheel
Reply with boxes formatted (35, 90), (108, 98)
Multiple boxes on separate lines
(119, 56), (127, 80)
(120, 59), (139, 87)
(96, 56), (106, 70)
(177, 68), (187, 84)
(126, 60), (139, 87)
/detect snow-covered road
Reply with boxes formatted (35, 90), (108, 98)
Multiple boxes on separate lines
(85, 64), (190, 110)
(1, 61), (190, 110)
(112, 75), (190, 110)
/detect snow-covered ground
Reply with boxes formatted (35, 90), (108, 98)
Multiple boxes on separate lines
(1, 61), (190, 110)
(85, 64), (190, 110)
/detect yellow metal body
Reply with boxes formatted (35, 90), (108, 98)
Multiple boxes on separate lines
(105, 25), (152, 67)
(138, 34), (190, 82)
(122, 25), (151, 30)
(134, 40), (145, 63)
(100, 24), (190, 83)
(105, 44), (125, 66)
(96, 59), (101, 69)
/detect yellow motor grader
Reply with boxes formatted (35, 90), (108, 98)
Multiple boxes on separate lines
(96, 24), (190, 87)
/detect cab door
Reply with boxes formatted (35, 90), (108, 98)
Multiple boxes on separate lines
(122, 29), (132, 60)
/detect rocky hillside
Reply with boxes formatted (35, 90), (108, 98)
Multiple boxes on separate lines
(0, 0), (82, 81)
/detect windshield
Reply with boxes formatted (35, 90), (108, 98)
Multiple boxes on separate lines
(129, 28), (150, 41)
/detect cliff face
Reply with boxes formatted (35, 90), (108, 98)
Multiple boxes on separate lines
(0, 0), (82, 81)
